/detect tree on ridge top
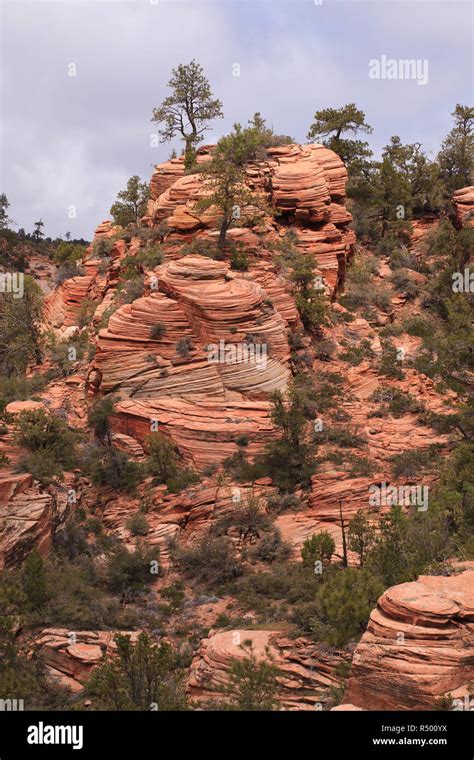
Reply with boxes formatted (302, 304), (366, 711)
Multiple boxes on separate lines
(307, 103), (373, 167)
(152, 60), (223, 171)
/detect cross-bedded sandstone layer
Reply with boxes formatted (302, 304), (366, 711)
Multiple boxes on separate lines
(345, 570), (474, 710)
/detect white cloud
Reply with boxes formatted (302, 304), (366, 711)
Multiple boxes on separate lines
(0, 0), (472, 238)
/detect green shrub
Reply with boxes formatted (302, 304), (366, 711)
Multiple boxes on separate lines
(106, 542), (160, 599)
(365, 505), (451, 587)
(230, 246), (249, 271)
(234, 562), (323, 618)
(53, 241), (86, 266)
(389, 269), (421, 300)
(14, 409), (77, 470)
(322, 425), (367, 448)
(18, 450), (63, 484)
(26, 553), (138, 630)
(251, 530), (291, 563)
(55, 260), (84, 285)
(266, 493), (302, 514)
(378, 340), (404, 379)
(149, 322), (166, 340)
(310, 371), (345, 412)
(174, 536), (243, 585)
(348, 511), (376, 566)
(92, 237), (116, 259)
(347, 454), (376, 477)
(46, 331), (92, 378)
(85, 633), (187, 711)
(88, 396), (116, 444)
(78, 298), (96, 328)
(301, 531), (335, 568)
(218, 640), (280, 711)
(0, 375), (47, 414)
(115, 277), (144, 305)
(379, 322), (404, 337)
(146, 432), (198, 493)
(340, 256), (391, 312)
(21, 549), (50, 611)
(88, 447), (143, 493)
(339, 339), (375, 366)
(166, 468), (199, 494)
(390, 446), (441, 479)
(176, 337), (193, 358)
(310, 568), (383, 647)
(402, 315), (433, 338)
(314, 337), (337, 361)
(370, 386), (425, 417)
(121, 245), (163, 277)
(179, 238), (220, 259)
(126, 513), (150, 536)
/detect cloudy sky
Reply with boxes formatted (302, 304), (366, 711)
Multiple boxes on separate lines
(1, 0), (472, 239)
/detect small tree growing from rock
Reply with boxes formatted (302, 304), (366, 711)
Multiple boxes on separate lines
(219, 640), (280, 711)
(195, 123), (270, 249)
(110, 176), (149, 227)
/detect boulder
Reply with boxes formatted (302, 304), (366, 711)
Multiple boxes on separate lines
(345, 570), (474, 710)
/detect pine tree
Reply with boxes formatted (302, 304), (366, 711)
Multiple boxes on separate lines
(110, 176), (149, 227)
(152, 60), (223, 170)
(438, 105), (474, 192)
(307, 103), (373, 167)
(220, 640), (280, 711)
(33, 219), (44, 248)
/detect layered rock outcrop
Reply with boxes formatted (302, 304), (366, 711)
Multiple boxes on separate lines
(145, 144), (354, 295)
(0, 478), (73, 570)
(100, 481), (275, 563)
(188, 628), (349, 710)
(345, 570), (474, 710)
(452, 186), (474, 229)
(30, 628), (138, 693)
(91, 253), (293, 466)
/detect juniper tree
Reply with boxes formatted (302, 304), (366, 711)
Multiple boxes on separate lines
(301, 531), (335, 568)
(219, 640), (280, 711)
(348, 511), (375, 567)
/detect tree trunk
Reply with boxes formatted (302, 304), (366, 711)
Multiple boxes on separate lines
(184, 136), (197, 172)
(218, 216), (230, 250)
(339, 500), (348, 568)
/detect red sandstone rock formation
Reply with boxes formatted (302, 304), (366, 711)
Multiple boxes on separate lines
(90, 253), (294, 465)
(188, 628), (350, 710)
(100, 480), (275, 563)
(345, 570), (474, 710)
(30, 628), (139, 693)
(0, 478), (73, 570)
(452, 186), (474, 229)
(145, 143), (354, 295)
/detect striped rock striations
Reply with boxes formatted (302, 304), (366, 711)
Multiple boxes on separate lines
(187, 628), (350, 710)
(452, 186), (474, 229)
(345, 570), (474, 710)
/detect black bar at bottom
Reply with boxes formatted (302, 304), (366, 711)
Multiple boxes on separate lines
(0, 710), (472, 758)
